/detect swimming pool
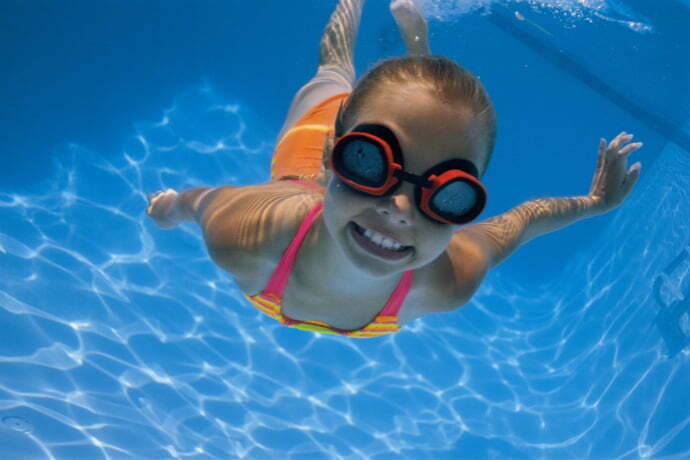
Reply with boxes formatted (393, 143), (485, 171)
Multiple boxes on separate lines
(1, 0), (688, 457)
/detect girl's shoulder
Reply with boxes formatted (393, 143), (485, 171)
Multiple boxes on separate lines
(201, 180), (324, 292)
(398, 236), (487, 324)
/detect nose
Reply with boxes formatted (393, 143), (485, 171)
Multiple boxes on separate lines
(375, 188), (414, 226)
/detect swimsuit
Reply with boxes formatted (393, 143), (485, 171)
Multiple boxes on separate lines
(243, 202), (414, 338)
(243, 91), (414, 337)
(271, 92), (350, 182)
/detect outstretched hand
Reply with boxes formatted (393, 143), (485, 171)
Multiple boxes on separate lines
(146, 189), (181, 229)
(589, 132), (643, 214)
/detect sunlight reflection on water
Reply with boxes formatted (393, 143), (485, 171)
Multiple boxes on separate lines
(0, 84), (687, 457)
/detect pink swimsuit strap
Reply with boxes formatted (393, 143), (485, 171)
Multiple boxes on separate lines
(261, 202), (413, 319)
(263, 202), (324, 296)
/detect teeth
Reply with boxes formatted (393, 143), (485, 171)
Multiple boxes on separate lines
(362, 228), (404, 251)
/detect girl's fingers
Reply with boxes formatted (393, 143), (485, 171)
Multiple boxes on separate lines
(592, 138), (607, 187)
(609, 132), (633, 152)
(597, 139), (607, 161)
(146, 191), (164, 214)
(608, 133), (624, 151)
(593, 134), (642, 196)
(595, 139), (606, 172)
(622, 162), (642, 195)
(618, 142), (643, 156)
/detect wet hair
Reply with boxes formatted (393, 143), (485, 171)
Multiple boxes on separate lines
(328, 55), (496, 177)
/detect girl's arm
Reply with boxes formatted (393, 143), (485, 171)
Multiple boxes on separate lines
(454, 195), (600, 270)
(448, 132), (643, 273)
(146, 187), (216, 229)
(146, 183), (322, 276)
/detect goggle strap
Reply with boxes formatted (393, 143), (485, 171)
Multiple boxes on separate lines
(394, 169), (433, 188)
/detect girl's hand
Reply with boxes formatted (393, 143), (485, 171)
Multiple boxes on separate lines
(588, 132), (643, 214)
(146, 189), (181, 229)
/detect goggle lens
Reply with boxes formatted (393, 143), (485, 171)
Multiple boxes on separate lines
(339, 139), (387, 188)
(430, 180), (477, 218)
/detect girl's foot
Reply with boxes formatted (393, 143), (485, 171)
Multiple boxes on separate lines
(146, 189), (181, 229)
(390, 0), (431, 56)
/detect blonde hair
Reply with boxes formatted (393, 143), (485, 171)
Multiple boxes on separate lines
(329, 55), (496, 177)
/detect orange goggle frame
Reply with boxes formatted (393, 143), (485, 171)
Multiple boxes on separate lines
(329, 125), (487, 225)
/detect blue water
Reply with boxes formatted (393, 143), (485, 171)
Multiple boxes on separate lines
(1, 0), (689, 458)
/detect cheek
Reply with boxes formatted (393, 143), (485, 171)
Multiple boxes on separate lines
(324, 180), (370, 220)
(416, 222), (453, 258)
(323, 184), (359, 231)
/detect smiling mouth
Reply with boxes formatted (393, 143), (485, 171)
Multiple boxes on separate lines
(348, 222), (414, 261)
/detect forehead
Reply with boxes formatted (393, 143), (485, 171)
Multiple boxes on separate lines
(352, 83), (485, 172)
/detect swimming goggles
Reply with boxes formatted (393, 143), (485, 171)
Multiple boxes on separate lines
(329, 123), (487, 225)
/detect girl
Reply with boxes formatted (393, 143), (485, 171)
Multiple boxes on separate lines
(146, 0), (642, 338)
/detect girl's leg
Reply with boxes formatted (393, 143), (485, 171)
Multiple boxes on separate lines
(390, 0), (431, 56)
(275, 0), (365, 141)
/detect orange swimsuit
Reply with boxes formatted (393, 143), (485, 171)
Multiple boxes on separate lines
(270, 92), (349, 182)
(243, 92), (414, 337)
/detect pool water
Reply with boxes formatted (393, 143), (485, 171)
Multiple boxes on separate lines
(1, 0), (688, 458)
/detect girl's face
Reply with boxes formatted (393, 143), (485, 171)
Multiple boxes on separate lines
(323, 82), (488, 276)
